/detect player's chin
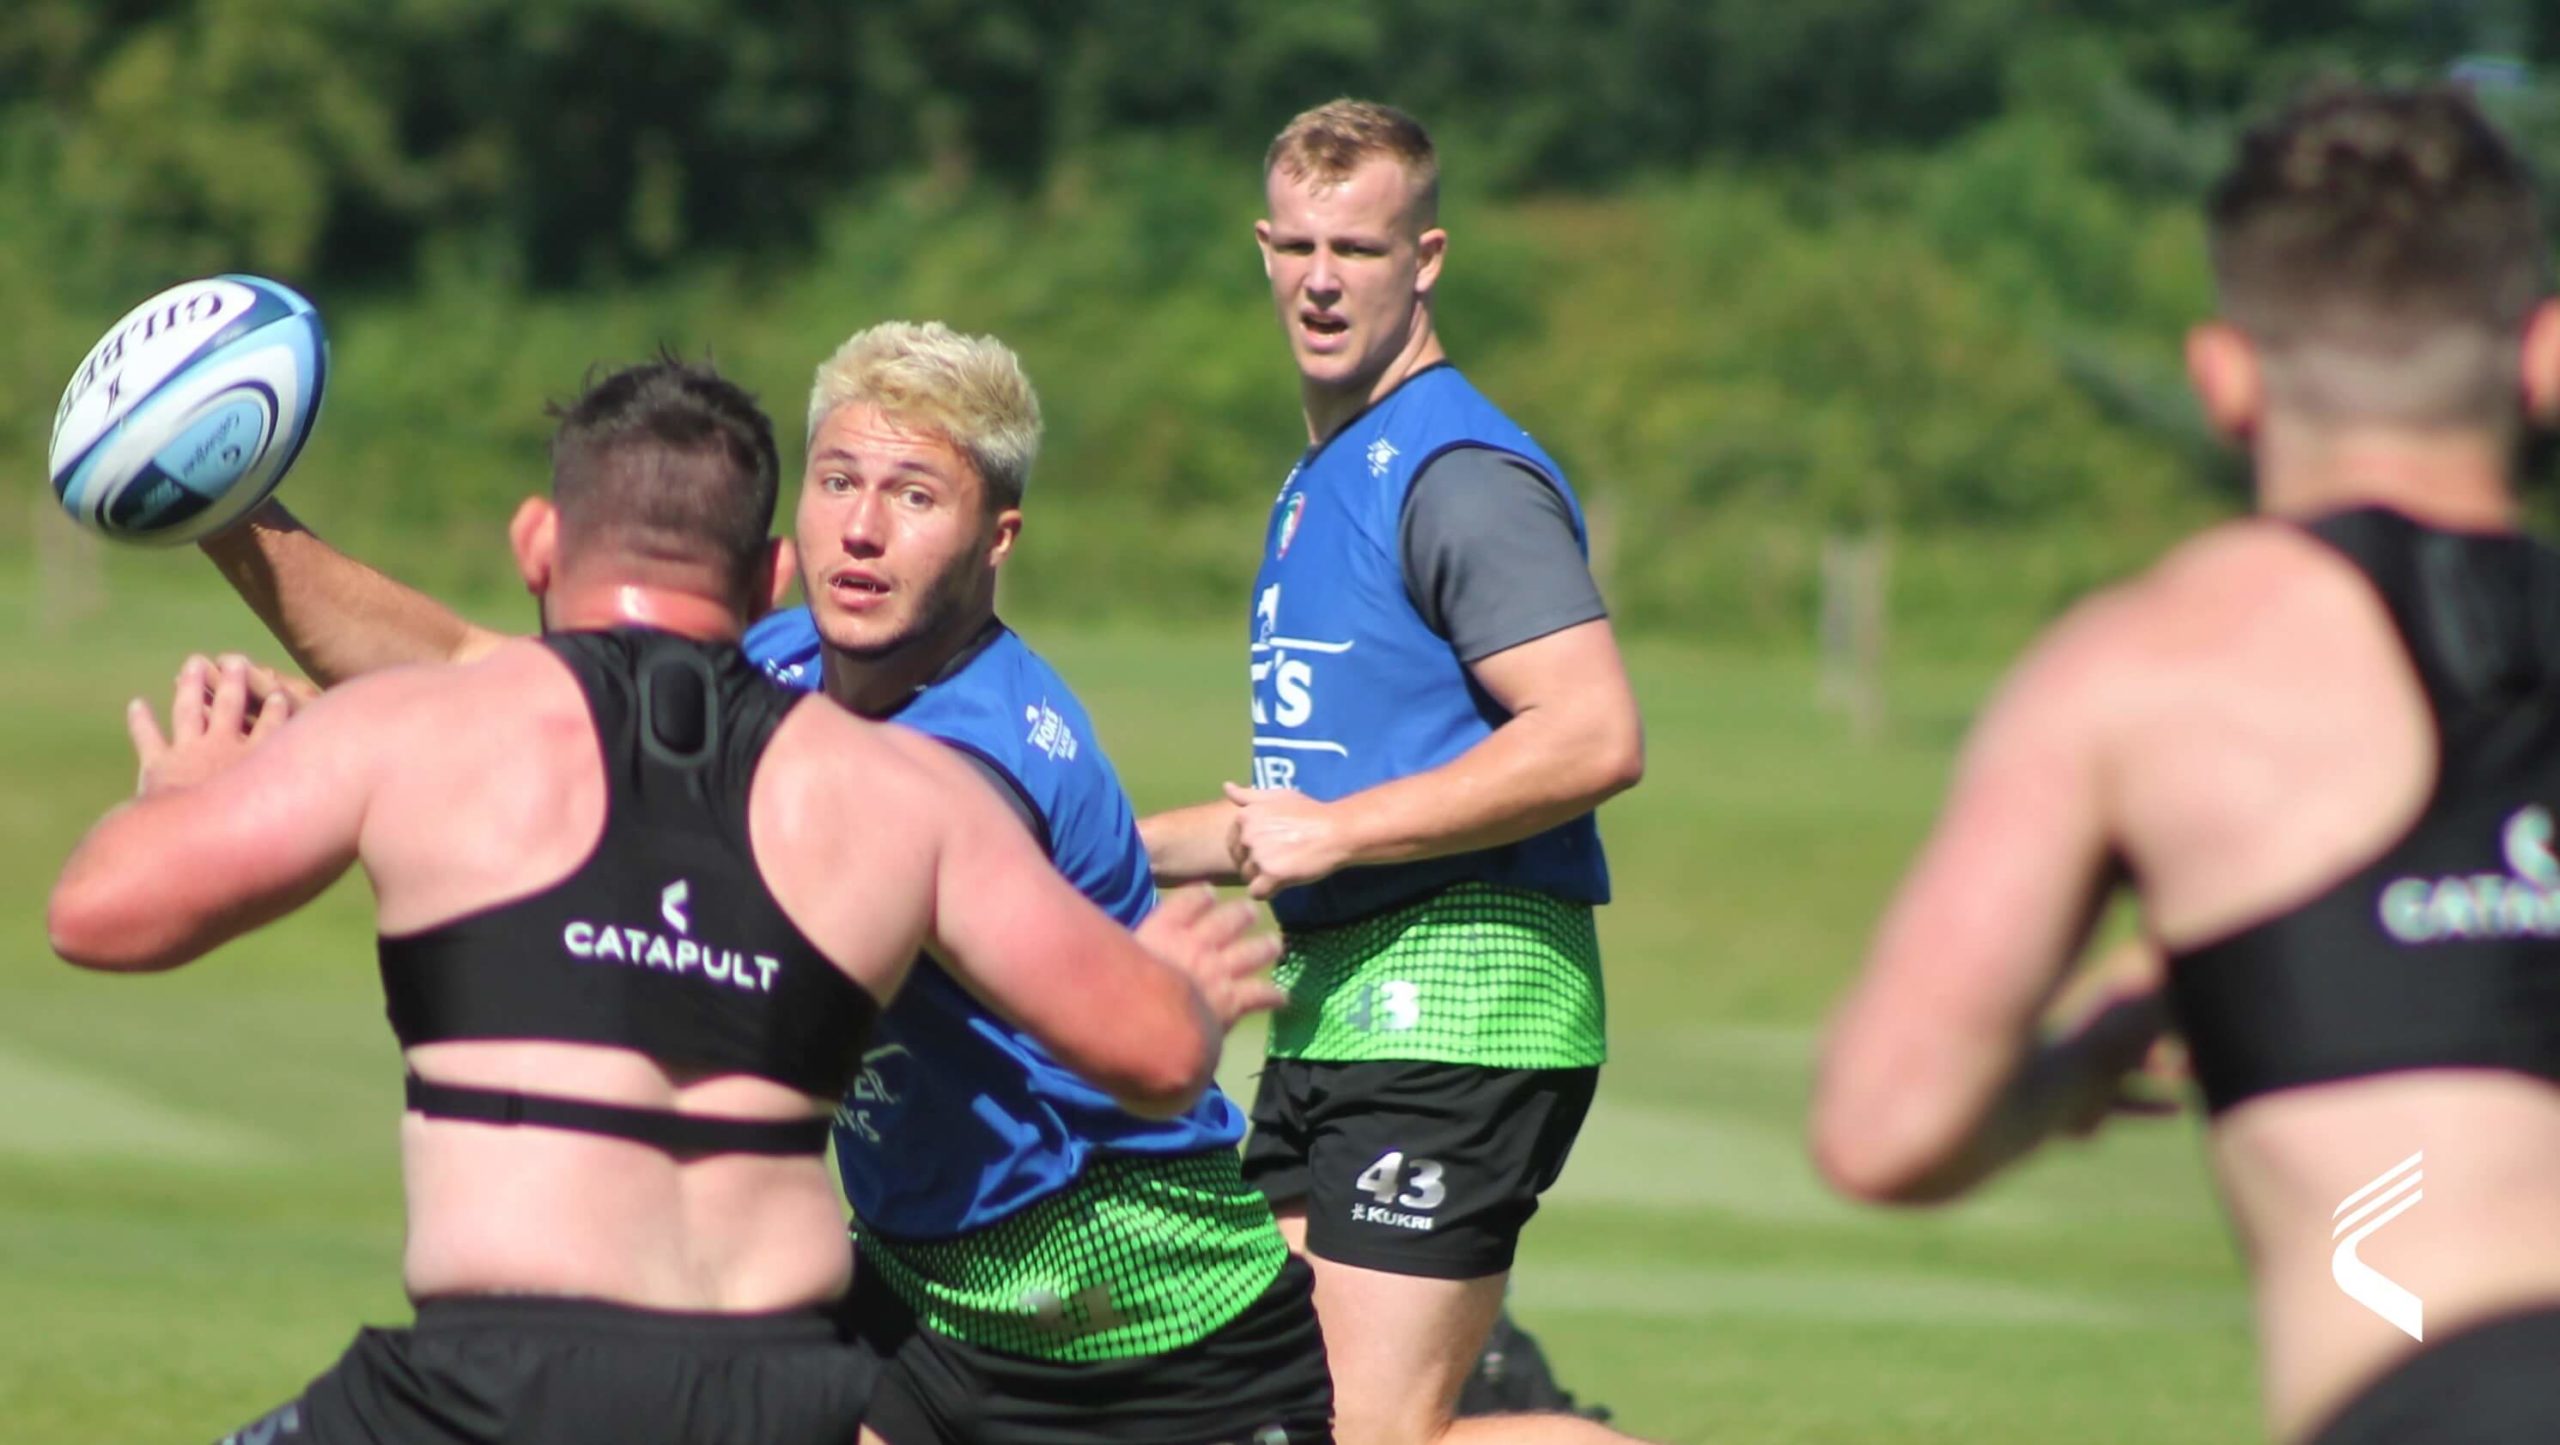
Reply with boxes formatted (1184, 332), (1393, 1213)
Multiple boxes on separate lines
(811, 610), (917, 660)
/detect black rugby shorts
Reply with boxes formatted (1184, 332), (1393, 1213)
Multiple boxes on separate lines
(1242, 1059), (1598, 1280)
(2308, 1305), (2560, 1445)
(212, 1296), (870, 1445)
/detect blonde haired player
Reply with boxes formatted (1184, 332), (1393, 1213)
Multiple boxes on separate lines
(57, 358), (1280, 1445)
(197, 323), (1337, 1445)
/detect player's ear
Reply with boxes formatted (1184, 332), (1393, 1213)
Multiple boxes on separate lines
(1254, 219), (1276, 279)
(987, 507), (1023, 567)
(2186, 322), (2262, 446)
(1414, 225), (1447, 298)
(753, 537), (795, 619)
(2520, 298), (2560, 428)
(510, 497), (558, 598)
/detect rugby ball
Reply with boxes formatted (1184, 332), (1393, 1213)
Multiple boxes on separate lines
(48, 275), (328, 545)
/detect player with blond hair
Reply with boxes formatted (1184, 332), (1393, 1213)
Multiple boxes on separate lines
(57, 357), (1280, 1445)
(196, 323), (1336, 1444)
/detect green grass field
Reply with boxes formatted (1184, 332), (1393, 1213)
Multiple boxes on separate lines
(0, 552), (2259, 1443)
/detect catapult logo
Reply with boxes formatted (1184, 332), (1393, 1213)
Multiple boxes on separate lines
(2332, 1150), (2424, 1341)
(2376, 805), (2560, 944)
(561, 877), (780, 994)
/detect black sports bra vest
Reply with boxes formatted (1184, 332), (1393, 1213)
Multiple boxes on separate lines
(2165, 508), (2560, 1115)
(378, 629), (879, 1155)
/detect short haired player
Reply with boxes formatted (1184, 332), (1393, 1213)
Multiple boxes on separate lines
(1813, 86), (2560, 1445)
(1142, 100), (1648, 1445)
(50, 359), (1282, 1445)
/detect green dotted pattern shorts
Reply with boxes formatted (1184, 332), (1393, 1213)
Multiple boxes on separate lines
(1267, 883), (1607, 1068)
(855, 1148), (1288, 1362)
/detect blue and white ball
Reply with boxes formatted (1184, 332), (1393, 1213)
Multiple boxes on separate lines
(48, 275), (328, 546)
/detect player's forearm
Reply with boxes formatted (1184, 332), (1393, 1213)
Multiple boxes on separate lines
(1139, 801), (1245, 886)
(1326, 700), (1644, 868)
(1809, 1019), (2040, 1206)
(201, 502), (503, 686)
(47, 802), (329, 971)
(1812, 985), (2168, 1206)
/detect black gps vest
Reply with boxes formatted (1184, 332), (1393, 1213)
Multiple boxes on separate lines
(378, 628), (878, 1155)
(2164, 507), (2560, 1115)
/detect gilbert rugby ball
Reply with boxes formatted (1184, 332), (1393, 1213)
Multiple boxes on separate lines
(48, 275), (328, 545)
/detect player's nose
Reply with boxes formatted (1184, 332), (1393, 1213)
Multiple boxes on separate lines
(840, 490), (888, 555)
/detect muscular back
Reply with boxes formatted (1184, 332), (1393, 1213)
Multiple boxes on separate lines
(349, 638), (937, 1310)
(2095, 520), (2560, 1440)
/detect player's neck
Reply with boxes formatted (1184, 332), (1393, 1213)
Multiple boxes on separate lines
(547, 582), (745, 642)
(2252, 410), (2520, 532)
(1303, 316), (1448, 445)
(818, 599), (997, 720)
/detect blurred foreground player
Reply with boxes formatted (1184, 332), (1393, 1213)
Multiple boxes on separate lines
(47, 360), (1281, 1445)
(197, 325), (1335, 1445)
(1814, 87), (2560, 1445)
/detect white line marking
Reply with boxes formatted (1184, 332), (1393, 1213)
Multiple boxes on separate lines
(0, 1041), (286, 1164)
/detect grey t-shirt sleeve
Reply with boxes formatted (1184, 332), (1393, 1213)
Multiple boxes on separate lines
(1399, 446), (1609, 663)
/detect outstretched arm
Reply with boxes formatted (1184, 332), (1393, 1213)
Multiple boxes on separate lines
(49, 656), (382, 971)
(202, 501), (508, 685)
(1810, 602), (2170, 1206)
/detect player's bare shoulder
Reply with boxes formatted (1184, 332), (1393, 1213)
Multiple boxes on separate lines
(2108, 517), (2413, 705)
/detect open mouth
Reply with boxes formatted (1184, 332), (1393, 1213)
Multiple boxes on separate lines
(1302, 311), (1348, 340)
(829, 570), (891, 604)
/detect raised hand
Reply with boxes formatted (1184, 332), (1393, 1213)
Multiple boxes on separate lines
(129, 654), (296, 796)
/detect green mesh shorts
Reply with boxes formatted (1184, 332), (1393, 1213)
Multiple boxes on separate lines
(1267, 883), (1606, 1068)
(855, 1149), (1289, 1363)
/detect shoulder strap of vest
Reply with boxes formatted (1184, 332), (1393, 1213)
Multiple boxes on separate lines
(2302, 508), (2560, 720)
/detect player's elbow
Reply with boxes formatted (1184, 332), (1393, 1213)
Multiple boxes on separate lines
(1591, 715), (1645, 800)
(1807, 1063), (1971, 1207)
(1107, 1056), (1214, 1121)
(46, 877), (178, 973)
(1809, 1115), (1960, 1208)
(1554, 701), (1644, 809)
(1101, 1014), (1219, 1121)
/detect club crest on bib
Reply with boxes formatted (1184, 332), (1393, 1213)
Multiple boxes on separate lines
(1275, 491), (1308, 559)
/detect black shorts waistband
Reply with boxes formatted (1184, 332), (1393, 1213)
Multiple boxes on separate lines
(411, 1294), (845, 1345)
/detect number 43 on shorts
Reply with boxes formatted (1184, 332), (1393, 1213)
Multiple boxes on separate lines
(1355, 1149), (1446, 1210)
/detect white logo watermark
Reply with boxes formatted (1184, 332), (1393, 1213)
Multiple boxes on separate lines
(661, 879), (691, 934)
(2332, 1150), (2424, 1341)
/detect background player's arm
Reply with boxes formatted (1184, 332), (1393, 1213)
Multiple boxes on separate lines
(202, 500), (508, 685)
(1223, 453), (1644, 896)
(1224, 618), (1644, 899)
(1138, 801), (1246, 886)
(49, 657), (381, 972)
(1810, 602), (2168, 1206)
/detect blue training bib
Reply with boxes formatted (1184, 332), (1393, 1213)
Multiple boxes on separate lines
(742, 609), (1246, 1239)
